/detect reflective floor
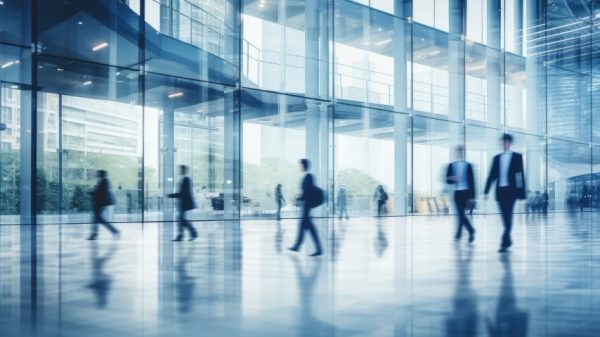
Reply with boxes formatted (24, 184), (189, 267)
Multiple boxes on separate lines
(1, 212), (599, 337)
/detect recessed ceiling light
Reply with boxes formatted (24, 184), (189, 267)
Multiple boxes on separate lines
(0, 1), (5, 5)
(78, 20), (83, 25)
(168, 92), (184, 98)
(92, 42), (108, 51)
(83, 80), (92, 86)
(57, 68), (64, 72)
(116, 71), (121, 75)
(1, 60), (18, 69)
(11, 84), (18, 89)
(374, 38), (391, 46)
(469, 65), (485, 71)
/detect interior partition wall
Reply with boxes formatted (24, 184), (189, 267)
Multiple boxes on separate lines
(0, 0), (599, 225)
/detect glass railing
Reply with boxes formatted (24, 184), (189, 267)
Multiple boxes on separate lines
(147, 0), (231, 59)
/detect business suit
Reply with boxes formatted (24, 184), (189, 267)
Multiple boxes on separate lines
(290, 173), (322, 254)
(484, 151), (526, 250)
(446, 161), (476, 241)
(90, 177), (118, 238)
(168, 176), (198, 240)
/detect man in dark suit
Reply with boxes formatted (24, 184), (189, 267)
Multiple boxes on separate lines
(484, 134), (526, 253)
(289, 159), (322, 257)
(168, 165), (198, 242)
(88, 170), (120, 240)
(446, 145), (476, 243)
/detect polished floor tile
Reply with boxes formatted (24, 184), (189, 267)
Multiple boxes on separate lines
(1, 212), (599, 336)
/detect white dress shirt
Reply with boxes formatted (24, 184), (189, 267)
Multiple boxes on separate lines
(499, 151), (513, 187)
(453, 161), (469, 191)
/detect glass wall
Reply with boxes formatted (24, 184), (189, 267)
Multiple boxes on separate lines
(333, 104), (410, 216)
(0, 0), (599, 224)
(240, 89), (330, 218)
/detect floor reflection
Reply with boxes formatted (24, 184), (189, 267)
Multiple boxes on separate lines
(290, 255), (336, 337)
(86, 241), (117, 309)
(445, 246), (478, 337)
(2, 213), (599, 337)
(486, 254), (528, 337)
(374, 219), (389, 257)
(275, 220), (284, 254)
(176, 244), (196, 314)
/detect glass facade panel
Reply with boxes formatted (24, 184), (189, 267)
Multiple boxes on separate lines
(333, 104), (410, 216)
(414, 0), (448, 32)
(36, 57), (143, 224)
(466, 0), (487, 44)
(547, 66), (591, 142)
(0, 84), (29, 224)
(465, 43), (502, 126)
(0, 43), (32, 225)
(242, 0), (329, 99)
(547, 139), (591, 211)
(504, 53), (527, 130)
(240, 89), (329, 219)
(143, 74), (238, 221)
(145, 0), (239, 85)
(412, 117), (462, 214)
(333, 3), (402, 108)
(412, 24), (451, 118)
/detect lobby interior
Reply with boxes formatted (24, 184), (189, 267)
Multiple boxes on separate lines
(1, 0), (600, 336)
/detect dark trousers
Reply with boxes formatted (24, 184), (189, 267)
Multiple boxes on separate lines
(377, 200), (385, 216)
(92, 207), (118, 235)
(498, 188), (517, 249)
(454, 190), (475, 239)
(338, 203), (349, 219)
(276, 201), (282, 220)
(292, 207), (322, 252)
(177, 210), (197, 238)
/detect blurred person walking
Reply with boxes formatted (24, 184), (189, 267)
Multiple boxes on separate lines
(484, 134), (526, 253)
(275, 184), (285, 221)
(373, 185), (388, 216)
(337, 186), (349, 220)
(168, 165), (198, 242)
(446, 145), (476, 243)
(87, 170), (120, 240)
(289, 159), (323, 257)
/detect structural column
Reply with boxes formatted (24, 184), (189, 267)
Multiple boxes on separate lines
(393, 7), (410, 216)
(223, 89), (240, 216)
(158, 107), (176, 319)
(162, 108), (175, 223)
(487, 0), (502, 128)
(19, 1), (37, 333)
(393, 2), (412, 337)
(525, 0), (546, 193)
(448, 0), (465, 151)
(305, 0), (328, 217)
(514, 0), (524, 55)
